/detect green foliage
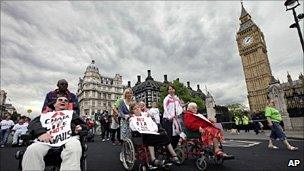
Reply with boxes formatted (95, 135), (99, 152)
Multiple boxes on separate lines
(226, 103), (246, 119)
(158, 79), (205, 113)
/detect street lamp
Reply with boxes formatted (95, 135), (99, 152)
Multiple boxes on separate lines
(284, 0), (304, 53)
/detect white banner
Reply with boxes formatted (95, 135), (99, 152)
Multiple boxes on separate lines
(36, 110), (73, 147)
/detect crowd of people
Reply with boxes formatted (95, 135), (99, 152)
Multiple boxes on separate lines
(0, 78), (298, 171)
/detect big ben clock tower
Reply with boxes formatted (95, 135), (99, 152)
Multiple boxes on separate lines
(236, 2), (273, 113)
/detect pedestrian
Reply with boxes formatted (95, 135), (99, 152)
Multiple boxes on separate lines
(100, 111), (111, 142)
(42, 79), (80, 115)
(11, 116), (28, 146)
(110, 107), (120, 145)
(118, 88), (135, 161)
(162, 83), (183, 148)
(232, 115), (240, 134)
(265, 99), (298, 151)
(0, 114), (15, 148)
(242, 113), (250, 133)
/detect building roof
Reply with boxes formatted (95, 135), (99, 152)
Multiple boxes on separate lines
(238, 3), (256, 32)
(240, 2), (249, 19)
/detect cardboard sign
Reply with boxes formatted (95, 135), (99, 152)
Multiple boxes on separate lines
(130, 116), (159, 135)
(36, 110), (73, 147)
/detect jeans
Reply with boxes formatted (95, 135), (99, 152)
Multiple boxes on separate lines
(0, 129), (10, 146)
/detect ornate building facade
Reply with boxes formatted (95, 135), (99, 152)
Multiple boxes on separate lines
(77, 60), (123, 118)
(236, 3), (273, 113)
(131, 70), (206, 108)
(282, 73), (304, 117)
(0, 90), (7, 117)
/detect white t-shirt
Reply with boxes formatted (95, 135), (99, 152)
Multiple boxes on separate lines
(12, 123), (28, 132)
(110, 117), (120, 129)
(129, 115), (159, 135)
(0, 119), (15, 130)
(149, 108), (160, 124)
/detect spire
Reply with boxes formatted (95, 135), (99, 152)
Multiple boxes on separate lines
(287, 71), (292, 83)
(240, 0), (249, 19)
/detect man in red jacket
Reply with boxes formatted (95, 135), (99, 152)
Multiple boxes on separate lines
(184, 102), (230, 158)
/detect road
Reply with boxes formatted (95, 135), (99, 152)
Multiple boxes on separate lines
(0, 137), (303, 171)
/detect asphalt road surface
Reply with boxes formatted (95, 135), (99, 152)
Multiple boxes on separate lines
(0, 137), (303, 171)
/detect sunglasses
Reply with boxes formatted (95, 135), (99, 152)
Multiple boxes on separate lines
(57, 98), (68, 103)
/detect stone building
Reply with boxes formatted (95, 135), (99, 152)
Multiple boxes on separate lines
(77, 60), (123, 118)
(236, 3), (273, 113)
(131, 70), (164, 107)
(269, 73), (304, 130)
(131, 70), (206, 108)
(0, 90), (7, 117)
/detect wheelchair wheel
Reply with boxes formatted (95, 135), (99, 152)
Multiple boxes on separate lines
(138, 164), (147, 171)
(214, 157), (224, 166)
(196, 156), (207, 171)
(122, 138), (136, 171)
(174, 147), (186, 164)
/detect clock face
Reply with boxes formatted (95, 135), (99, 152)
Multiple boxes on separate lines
(243, 36), (253, 46)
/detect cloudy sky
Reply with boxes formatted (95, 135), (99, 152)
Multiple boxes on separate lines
(1, 1), (303, 116)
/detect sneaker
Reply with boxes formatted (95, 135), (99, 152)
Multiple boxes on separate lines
(102, 139), (105, 142)
(0, 145), (4, 148)
(107, 138), (110, 141)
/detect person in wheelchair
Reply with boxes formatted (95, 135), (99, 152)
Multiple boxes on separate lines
(129, 103), (181, 167)
(21, 96), (88, 171)
(184, 102), (233, 159)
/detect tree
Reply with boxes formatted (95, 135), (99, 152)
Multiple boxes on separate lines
(226, 103), (246, 120)
(158, 79), (205, 113)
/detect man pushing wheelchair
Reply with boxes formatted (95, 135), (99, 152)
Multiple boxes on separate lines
(21, 95), (88, 171)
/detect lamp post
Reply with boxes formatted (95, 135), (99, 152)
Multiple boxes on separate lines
(284, 0), (304, 53)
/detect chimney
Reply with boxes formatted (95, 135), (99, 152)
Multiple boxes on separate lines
(137, 75), (141, 83)
(127, 81), (131, 87)
(187, 81), (190, 88)
(147, 70), (151, 77)
(164, 75), (168, 83)
(197, 84), (200, 90)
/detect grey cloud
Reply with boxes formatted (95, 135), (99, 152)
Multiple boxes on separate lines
(1, 1), (302, 114)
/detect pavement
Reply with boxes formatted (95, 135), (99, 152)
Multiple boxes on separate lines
(1, 136), (303, 171)
(224, 130), (304, 140)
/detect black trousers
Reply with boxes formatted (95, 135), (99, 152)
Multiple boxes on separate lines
(110, 128), (120, 143)
(101, 124), (110, 139)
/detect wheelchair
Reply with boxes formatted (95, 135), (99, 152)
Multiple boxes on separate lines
(121, 131), (173, 171)
(174, 128), (234, 171)
(15, 134), (88, 171)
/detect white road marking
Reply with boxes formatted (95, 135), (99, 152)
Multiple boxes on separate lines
(222, 140), (261, 147)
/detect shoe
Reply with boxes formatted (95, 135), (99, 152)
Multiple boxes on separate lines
(107, 138), (110, 141)
(268, 145), (279, 149)
(0, 145), (4, 148)
(151, 159), (164, 167)
(287, 146), (298, 151)
(102, 139), (105, 142)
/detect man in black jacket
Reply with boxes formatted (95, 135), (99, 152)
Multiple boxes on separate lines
(22, 96), (87, 170)
(42, 79), (80, 115)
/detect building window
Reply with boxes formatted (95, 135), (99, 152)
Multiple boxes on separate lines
(108, 102), (111, 107)
(108, 94), (111, 99)
(103, 93), (106, 99)
(98, 100), (101, 106)
(98, 92), (101, 98)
